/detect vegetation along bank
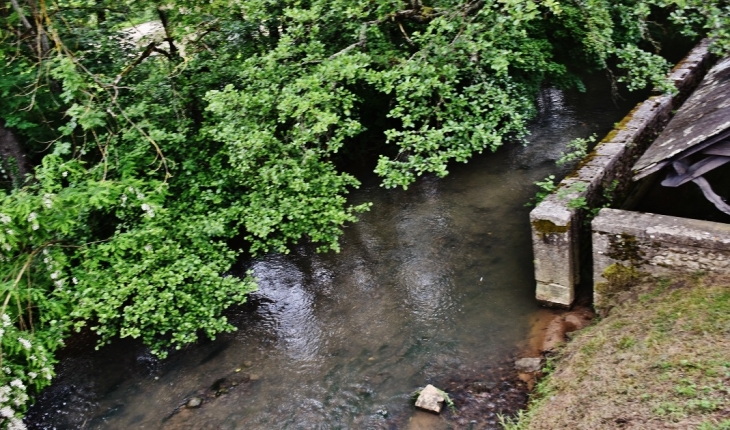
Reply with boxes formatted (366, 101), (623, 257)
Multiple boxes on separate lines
(1, 0), (730, 427)
(504, 274), (730, 429)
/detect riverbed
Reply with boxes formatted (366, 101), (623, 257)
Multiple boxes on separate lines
(26, 77), (643, 429)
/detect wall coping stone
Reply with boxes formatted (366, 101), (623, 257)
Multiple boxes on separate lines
(594, 208), (730, 249)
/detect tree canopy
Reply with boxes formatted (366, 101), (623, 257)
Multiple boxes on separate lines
(0, 0), (728, 426)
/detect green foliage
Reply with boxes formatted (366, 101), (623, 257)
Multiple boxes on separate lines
(532, 133), (602, 209)
(530, 175), (557, 206)
(556, 181), (589, 210)
(556, 134), (596, 167)
(1, 0), (729, 426)
(615, 44), (675, 93)
(699, 419), (730, 430)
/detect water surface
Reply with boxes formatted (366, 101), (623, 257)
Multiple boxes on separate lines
(27, 77), (644, 429)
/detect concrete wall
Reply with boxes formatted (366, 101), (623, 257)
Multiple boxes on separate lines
(530, 39), (714, 307)
(592, 208), (730, 311)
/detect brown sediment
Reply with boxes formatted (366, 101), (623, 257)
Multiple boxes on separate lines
(515, 306), (593, 359)
(520, 308), (561, 358)
(535, 306), (594, 354)
(513, 306), (595, 390)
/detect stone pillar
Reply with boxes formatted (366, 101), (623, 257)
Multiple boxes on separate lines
(530, 194), (578, 307)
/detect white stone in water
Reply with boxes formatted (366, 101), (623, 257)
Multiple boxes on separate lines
(186, 396), (202, 408)
(515, 357), (542, 373)
(415, 384), (445, 414)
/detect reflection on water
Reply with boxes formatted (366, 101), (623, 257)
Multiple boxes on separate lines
(26, 77), (644, 429)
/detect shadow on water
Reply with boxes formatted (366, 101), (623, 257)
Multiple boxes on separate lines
(26, 76), (645, 429)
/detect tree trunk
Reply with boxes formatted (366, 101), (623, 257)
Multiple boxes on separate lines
(0, 122), (32, 188)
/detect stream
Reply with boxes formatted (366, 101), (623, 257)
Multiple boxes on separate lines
(26, 77), (644, 429)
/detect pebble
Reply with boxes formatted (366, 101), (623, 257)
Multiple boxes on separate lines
(186, 397), (202, 408)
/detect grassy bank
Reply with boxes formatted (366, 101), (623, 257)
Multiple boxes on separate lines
(504, 274), (730, 429)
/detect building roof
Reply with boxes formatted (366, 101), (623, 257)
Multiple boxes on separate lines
(633, 56), (730, 180)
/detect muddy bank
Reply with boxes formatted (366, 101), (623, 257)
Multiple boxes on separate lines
(528, 306), (594, 354)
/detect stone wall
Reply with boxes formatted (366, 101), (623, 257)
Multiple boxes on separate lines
(592, 208), (730, 311)
(530, 39), (714, 307)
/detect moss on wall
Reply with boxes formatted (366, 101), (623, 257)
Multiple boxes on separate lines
(595, 262), (646, 298)
(606, 233), (645, 264)
(532, 219), (570, 236)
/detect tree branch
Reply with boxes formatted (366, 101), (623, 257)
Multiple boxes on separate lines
(0, 121), (32, 187)
(114, 42), (159, 85)
(10, 0), (33, 29)
(328, 23), (369, 60)
(398, 21), (414, 45)
(157, 7), (179, 59)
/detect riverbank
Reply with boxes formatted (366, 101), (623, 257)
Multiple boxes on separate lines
(504, 273), (730, 429)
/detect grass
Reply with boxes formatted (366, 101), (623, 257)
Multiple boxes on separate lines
(502, 273), (730, 429)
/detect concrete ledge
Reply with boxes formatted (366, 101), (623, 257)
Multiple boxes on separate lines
(592, 208), (730, 310)
(530, 39), (714, 307)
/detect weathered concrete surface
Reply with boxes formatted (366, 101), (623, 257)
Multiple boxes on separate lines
(415, 384), (445, 414)
(530, 39), (713, 307)
(531, 199), (576, 306)
(592, 208), (730, 310)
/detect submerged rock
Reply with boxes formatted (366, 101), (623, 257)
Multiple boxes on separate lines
(470, 381), (496, 393)
(514, 357), (542, 373)
(186, 397), (202, 408)
(415, 384), (445, 414)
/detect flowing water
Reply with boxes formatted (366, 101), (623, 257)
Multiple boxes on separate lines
(27, 77), (644, 429)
